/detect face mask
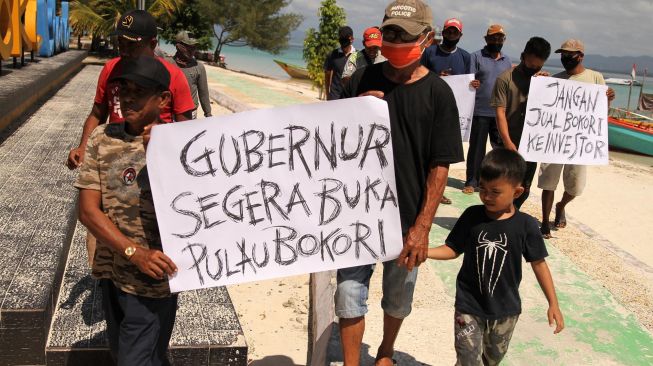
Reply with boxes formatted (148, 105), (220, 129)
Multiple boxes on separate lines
(175, 43), (195, 65)
(520, 63), (541, 77)
(381, 37), (427, 69)
(442, 38), (459, 49)
(486, 43), (503, 54)
(561, 54), (580, 71)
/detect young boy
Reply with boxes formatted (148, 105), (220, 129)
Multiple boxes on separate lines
(75, 56), (178, 366)
(428, 148), (564, 365)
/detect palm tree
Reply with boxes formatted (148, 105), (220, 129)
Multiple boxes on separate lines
(70, 0), (185, 51)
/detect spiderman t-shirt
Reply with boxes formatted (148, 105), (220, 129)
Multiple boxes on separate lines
(445, 205), (548, 319)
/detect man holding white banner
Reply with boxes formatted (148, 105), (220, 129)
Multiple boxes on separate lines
(421, 17), (476, 205)
(338, 1), (464, 364)
(491, 37), (552, 209)
(463, 24), (512, 195)
(536, 39), (615, 237)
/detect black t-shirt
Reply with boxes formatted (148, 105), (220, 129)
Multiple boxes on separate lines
(324, 48), (351, 100)
(446, 205), (549, 319)
(343, 62), (465, 235)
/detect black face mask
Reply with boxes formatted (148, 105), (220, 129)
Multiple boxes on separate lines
(442, 38), (460, 49)
(339, 38), (352, 48)
(521, 63), (541, 77)
(561, 54), (581, 71)
(486, 43), (503, 54)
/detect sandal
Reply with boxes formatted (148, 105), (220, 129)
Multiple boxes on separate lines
(462, 186), (475, 194)
(554, 203), (567, 229)
(541, 223), (552, 239)
(441, 195), (452, 205)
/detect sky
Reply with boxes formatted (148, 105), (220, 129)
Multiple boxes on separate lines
(285, 0), (653, 58)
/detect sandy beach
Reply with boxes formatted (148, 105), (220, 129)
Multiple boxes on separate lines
(200, 63), (653, 365)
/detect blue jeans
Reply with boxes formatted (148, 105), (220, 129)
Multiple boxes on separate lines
(335, 260), (418, 319)
(465, 116), (502, 187)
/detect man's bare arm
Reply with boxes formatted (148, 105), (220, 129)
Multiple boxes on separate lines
(397, 163), (449, 270)
(67, 103), (108, 169)
(175, 110), (193, 122)
(78, 189), (177, 279)
(495, 106), (516, 151)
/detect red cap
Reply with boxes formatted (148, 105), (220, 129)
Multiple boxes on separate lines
(443, 18), (463, 32)
(363, 27), (382, 48)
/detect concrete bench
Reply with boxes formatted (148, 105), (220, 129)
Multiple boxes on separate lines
(45, 225), (247, 365)
(0, 61), (95, 365)
(0, 50), (87, 133)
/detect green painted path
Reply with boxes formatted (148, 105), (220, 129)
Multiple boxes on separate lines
(205, 67), (316, 108)
(429, 187), (653, 365)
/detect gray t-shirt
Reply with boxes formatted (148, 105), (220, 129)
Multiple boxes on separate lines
(167, 57), (212, 118)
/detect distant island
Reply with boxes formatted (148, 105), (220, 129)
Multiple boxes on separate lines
(547, 54), (653, 75)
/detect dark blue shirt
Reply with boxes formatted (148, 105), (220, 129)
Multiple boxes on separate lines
(470, 47), (512, 117)
(324, 47), (352, 100)
(420, 45), (471, 76)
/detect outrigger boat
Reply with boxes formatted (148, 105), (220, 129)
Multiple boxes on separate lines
(607, 67), (653, 156)
(608, 108), (653, 156)
(273, 59), (310, 80)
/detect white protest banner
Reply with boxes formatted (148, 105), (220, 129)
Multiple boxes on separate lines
(441, 74), (476, 142)
(147, 97), (404, 292)
(518, 76), (609, 165)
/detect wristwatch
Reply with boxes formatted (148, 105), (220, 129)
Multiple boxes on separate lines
(124, 246), (137, 260)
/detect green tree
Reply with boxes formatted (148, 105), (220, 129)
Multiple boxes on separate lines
(197, 0), (303, 62)
(303, 0), (346, 97)
(70, 0), (185, 51)
(159, 0), (213, 51)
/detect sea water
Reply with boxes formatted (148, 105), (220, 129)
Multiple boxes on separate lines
(160, 41), (652, 111)
(159, 41), (306, 80)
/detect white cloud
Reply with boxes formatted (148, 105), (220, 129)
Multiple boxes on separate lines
(286, 0), (653, 57)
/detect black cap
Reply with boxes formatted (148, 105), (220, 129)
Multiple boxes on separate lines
(339, 26), (353, 39)
(111, 10), (157, 41)
(111, 56), (170, 90)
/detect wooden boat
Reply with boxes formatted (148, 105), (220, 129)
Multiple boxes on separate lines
(605, 78), (642, 86)
(273, 59), (310, 79)
(608, 112), (653, 156)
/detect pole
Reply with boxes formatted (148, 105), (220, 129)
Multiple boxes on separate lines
(627, 83), (633, 112)
(138, 0), (145, 10)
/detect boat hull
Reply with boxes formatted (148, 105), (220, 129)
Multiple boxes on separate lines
(608, 118), (653, 156)
(274, 60), (310, 79)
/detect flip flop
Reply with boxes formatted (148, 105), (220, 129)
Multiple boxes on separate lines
(441, 195), (452, 205)
(462, 186), (475, 194)
(554, 203), (567, 229)
(541, 223), (552, 239)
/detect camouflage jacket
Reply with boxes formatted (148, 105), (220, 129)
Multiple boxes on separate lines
(74, 123), (171, 298)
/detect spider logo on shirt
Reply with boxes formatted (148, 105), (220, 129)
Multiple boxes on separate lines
(476, 231), (508, 297)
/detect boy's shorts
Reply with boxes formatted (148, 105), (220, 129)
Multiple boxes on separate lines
(454, 310), (519, 366)
(334, 260), (417, 319)
(537, 163), (587, 196)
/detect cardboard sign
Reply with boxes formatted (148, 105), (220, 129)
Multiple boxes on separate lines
(519, 76), (609, 165)
(442, 74), (477, 142)
(147, 97), (404, 292)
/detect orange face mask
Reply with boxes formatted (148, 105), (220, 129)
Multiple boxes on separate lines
(381, 37), (428, 68)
